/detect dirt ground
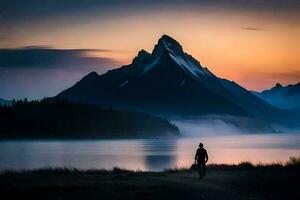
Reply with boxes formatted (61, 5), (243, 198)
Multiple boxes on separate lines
(0, 168), (299, 200)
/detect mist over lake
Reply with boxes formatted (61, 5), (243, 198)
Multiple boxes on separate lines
(1, 133), (299, 171)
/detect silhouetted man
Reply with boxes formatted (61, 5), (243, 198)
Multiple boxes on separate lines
(195, 143), (208, 179)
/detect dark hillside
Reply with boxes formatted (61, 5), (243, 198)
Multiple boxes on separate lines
(0, 99), (179, 139)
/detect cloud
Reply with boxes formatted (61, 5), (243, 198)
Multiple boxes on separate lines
(240, 71), (300, 92)
(0, 46), (118, 69)
(248, 71), (300, 83)
(267, 71), (300, 81)
(0, 46), (123, 100)
(242, 27), (264, 31)
(0, 36), (9, 41)
(1, 0), (299, 25)
(173, 115), (274, 136)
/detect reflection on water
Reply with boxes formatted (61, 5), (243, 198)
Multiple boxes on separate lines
(142, 140), (177, 171)
(0, 134), (300, 171)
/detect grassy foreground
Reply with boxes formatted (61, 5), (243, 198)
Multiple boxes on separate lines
(1, 159), (300, 200)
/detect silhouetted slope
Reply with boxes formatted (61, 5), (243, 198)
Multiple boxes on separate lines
(57, 35), (282, 123)
(0, 99), (180, 139)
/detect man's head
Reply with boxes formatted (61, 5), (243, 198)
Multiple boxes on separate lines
(199, 143), (204, 148)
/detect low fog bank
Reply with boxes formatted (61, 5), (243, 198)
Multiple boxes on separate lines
(172, 115), (278, 137)
(269, 124), (300, 134)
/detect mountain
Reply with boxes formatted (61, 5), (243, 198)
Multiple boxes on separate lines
(0, 99), (180, 139)
(0, 98), (11, 106)
(57, 35), (281, 124)
(253, 82), (300, 110)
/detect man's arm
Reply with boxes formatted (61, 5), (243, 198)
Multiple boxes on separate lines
(194, 149), (198, 162)
(205, 150), (208, 163)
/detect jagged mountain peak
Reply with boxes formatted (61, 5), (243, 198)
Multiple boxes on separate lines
(136, 49), (151, 57)
(136, 34), (216, 80)
(82, 71), (99, 81)
(86, 71), (99, 77)
(138, 49), (150, 56)
(152, 35), (184, 58)
(274, 83), (283, 89)
(132, 49), (151, 65)
(159, 35), (181, 47)
(261, 82), (283, 95)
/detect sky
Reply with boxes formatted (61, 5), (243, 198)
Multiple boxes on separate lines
(0, 0), (299, 99)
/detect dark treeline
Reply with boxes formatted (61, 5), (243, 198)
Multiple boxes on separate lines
(0, 99), (179, 139)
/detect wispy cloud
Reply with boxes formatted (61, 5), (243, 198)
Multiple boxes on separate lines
(0, 46), (123, 99)
(267, 71), (300, 80)
(242, 27), (264, 31)
(244, 71), (300, 91)
(0, 36), (9, 41)
(0, 46), (118, 69)
(2, 0), (300, 25)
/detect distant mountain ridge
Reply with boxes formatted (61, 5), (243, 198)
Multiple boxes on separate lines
(57, 35), (285, 127)
(253, 82), (300, 110)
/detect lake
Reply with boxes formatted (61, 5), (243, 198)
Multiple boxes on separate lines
(0, 133), (300, 171)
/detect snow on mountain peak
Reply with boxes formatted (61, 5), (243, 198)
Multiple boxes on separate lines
(139, 35), (215, 80)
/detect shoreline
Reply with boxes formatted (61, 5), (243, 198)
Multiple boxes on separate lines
(1, 157), (299, 174)
(1, 160), (299, 173)
(1, 157), (299, 172)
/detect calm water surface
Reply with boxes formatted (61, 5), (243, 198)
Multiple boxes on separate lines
(0, 134), (300, 171)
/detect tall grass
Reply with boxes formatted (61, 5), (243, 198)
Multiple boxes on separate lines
(167, 156), (300, 172)
(286, 156), (300, 167)
(206, 156), (300, 170)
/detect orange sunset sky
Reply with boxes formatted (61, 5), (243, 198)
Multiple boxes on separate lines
(0, 0), (299, 99)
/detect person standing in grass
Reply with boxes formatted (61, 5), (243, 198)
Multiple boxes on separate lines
(195, 143), (208, 179)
